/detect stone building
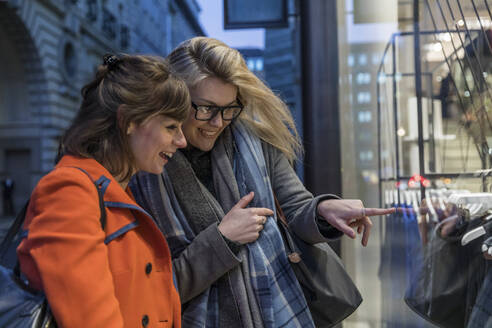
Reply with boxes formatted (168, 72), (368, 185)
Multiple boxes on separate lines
(0, 0), (204, 213)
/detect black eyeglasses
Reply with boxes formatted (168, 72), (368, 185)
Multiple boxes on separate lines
(191, 99), (244, 121)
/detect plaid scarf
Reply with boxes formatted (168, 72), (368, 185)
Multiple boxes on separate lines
(230, 124), (314, 328)
(131, 123), (313, 328)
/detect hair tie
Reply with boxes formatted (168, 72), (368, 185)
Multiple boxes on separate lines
(103, 54), (120, 70)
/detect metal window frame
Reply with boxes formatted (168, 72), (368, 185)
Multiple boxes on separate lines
(223, 0), (288, 29)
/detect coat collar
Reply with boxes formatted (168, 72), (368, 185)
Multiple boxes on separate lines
(56, 155), (152, 220)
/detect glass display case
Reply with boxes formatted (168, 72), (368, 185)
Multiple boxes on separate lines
(376, 1), (492, 326)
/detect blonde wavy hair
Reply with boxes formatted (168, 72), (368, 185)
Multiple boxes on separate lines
(167, 37), (302, 162)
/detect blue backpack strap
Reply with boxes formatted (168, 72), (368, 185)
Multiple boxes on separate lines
(70, 167), (108, 230)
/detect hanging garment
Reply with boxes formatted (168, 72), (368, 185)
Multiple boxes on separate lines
(405, 215), (490, 327)
(379, 201), (427, 328)
(467, 259), (492, 328)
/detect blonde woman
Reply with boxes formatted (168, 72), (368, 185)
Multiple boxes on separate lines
(131, 37), (395, 327)
(17, 54), (189, 327)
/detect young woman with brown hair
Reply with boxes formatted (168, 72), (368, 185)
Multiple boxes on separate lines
(17, 54), (190, 327)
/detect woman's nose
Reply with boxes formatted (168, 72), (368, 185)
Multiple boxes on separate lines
(174, 127), (187, 148)
(208, 112), (224, 128)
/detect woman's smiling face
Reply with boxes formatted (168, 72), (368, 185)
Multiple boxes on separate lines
(182, 77), (239, 151)
(128, 115), (187, 174)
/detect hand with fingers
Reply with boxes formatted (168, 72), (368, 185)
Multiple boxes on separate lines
(218, 191), (274, 244)
(482, 236), (492, 260)
(317, 199), (396, 246)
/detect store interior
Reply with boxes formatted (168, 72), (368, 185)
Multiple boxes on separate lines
(339, 1), (492, 327)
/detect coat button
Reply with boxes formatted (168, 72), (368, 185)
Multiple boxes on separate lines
(145, 262), (152, 275)
(142, 314), (149, 327)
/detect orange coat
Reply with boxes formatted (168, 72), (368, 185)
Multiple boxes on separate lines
(17, 155), (181, 328)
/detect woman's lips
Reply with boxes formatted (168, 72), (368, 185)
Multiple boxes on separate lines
(198, 128), (219, 138)
(159, 152), (173, 160)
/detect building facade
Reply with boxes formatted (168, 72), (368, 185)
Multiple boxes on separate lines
(236, 48), (264, 81)
(263, 0), (304, 179)
(0, 0), (204, 213)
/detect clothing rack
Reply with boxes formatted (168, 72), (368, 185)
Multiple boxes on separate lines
(377, 1), (492, 326)
(377, 24), (492, 206)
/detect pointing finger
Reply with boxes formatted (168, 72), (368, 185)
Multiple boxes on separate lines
(363, 207), (396, 217)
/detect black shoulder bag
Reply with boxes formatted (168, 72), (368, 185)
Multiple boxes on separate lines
(273, 194), (363, 328)
(0, 168), (107, 328)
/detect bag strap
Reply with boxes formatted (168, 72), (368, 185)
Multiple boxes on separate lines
(0, 166), (107, 263)
(73, 167), (107, 230)
(0, 202), (29, 260)
(273, 191), (302, 263)
(273, 192), (288, 227)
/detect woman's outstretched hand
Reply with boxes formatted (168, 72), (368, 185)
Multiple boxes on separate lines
(218, 192), (274, 244)
(317, 199), (396, 246)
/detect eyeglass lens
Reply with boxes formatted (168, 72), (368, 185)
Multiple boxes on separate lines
(195, 106), (241, 120)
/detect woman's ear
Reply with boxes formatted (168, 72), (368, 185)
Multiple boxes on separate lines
(117, 105), (133, 135)
(127, 122), (135, 135)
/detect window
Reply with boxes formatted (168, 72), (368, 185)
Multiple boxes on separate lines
(358, 110), (372, 123)
(356, 72), (371, 84)
(255, 58), (263, 71)
(120, 25), (129, 49)
(358, 54), (368, 66)
(359, 151), (374, 161)
(348, 54), (355, 67)
(102, 8), (117, 40)
(372, 53), (380, 65)
(63, 42), (77, 78)
(86, 0), (98, 21)
(357, 92), (371, 104)
(247, 59), (255, 71)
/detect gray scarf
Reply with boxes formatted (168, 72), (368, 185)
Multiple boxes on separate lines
(164, 128), (263, 328)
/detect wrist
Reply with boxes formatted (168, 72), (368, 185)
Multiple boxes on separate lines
(317, 199), (337, 219)
(217, 226), (243, 253)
